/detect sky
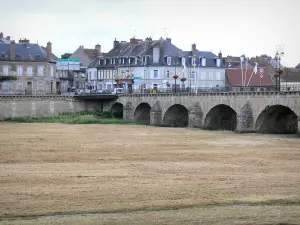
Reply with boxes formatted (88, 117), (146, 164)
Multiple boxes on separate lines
(1, 0), (299, 66)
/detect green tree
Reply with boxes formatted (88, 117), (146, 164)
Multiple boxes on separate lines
(61, 53), (72, 59)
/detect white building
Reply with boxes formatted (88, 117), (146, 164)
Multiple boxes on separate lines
(87, 37), (225, 92)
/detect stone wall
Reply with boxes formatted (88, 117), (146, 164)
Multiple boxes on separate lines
(0, 96), (85, 120)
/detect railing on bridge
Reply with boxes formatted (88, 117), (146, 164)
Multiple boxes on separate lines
(1, 85), (300, 97)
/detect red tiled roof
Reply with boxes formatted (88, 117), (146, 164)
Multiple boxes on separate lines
(226, 68), (273, 86)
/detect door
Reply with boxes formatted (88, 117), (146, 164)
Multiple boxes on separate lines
(26, 82), (32, 95)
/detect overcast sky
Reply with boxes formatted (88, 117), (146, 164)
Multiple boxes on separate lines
(1, 0), (299, 66)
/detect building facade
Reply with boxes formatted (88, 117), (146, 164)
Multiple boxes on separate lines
(87, 37), (225, 92)
(69, 45), (102, 90)
(0, 35), (57, 95)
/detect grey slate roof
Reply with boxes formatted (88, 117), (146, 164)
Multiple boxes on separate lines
(0, 43), (53, 62)
(89, 38), (222, 68)
(296, 63), (300, 69)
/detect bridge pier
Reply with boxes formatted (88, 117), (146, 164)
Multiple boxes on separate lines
(149, 101), (162, 126)
(188, 103), (202, 128)
(236, 114), (254, 133)
(298, 118), (300, 136)
(123, 102), (134, 122)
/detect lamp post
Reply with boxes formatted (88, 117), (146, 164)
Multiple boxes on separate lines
(173, 74), (179, 93)
(274, 51), (284, 92)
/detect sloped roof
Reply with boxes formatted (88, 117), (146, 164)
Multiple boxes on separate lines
(0, 43), (50, 62)
(295, 63), (300, 69)
(89, 38), (221, 68)
(226, 68), (273, 86)
(84, 48), (102, 60)
(281, 68), (300, 82)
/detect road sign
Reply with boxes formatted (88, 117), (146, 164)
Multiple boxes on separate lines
(56, 58), (80, 71)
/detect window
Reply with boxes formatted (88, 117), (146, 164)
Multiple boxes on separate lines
(81, 73), (85, 78)
(202, 58), (206, 67)
(167, 57), (172, 65)
(216, 72), (221, 80)
(192, 58), (196, 66)
(153, 70), (158, 78)
(2, 81), (9, 90)
(17, 66), (23, 76)
(38, 66), (44, 76)
(191, 71), (195, 79)
(135, 57), (138, 65)
(17, 81), (23, 90)
(122, 58), (125, 64)
(38, 81), (45, 91)
(166, 70), (170, 78)
(93, 71), (97, 80)
(181, 57), (186, 66)
(153, 47), (159, 63)
(209, 72), (214, 80)
(2, 66), (9, 75)
(75, 73), (78, 78)
(88, 71), (91, 80)
(200, 72), (206, 80)
(119, 58), (122, 64)
(27, 66), (33, 76)
(128, 58), (131, 64)
(216, 58), (221, 67)
(50, 66), (54, 77)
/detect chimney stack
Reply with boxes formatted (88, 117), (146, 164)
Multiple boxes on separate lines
(46, 41), (52, 60)
(6, 36), (10, 41)
(0, 32), (3, 39)
(19, 38), (30, 44)
(191, 43), (196, 52)
(166, 37), (172, 43)
(130, 37), (138, 45)
(10, 40), (16, 60)
(113, 38), (119, 49)
(95, 44), (101, 54)
(218, 52), (222, 59)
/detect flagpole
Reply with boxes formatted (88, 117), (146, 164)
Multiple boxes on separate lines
(244, 57), (248, 87)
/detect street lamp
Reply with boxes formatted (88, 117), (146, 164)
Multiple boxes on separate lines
(274, 51), (284, 92)
(173, 74), (179, 93)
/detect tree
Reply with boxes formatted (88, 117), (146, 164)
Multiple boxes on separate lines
(61, 53), (72, 59)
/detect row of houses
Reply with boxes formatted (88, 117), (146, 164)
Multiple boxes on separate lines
(1, 31), (300, 95)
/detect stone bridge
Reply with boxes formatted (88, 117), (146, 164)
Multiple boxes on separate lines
(105, 92), (300, 134)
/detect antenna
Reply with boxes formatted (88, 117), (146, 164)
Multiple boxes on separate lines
(163, 28), (167, 38)
(133, 28), (137, 38)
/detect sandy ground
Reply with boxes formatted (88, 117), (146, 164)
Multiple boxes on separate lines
(0, 123), (300, 224)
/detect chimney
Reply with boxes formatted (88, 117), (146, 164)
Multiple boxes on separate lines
(166, 37), (172, 43)
(46, 41), (52, 60)
(0, 32), (3, 38)
(192, 43), (196, 52)
(6, 36), (10, 41)
(95, 44), (101, 53)
(130, 37), (138, 45)
(218, 52), (222, 59)
(113, 38), (119, 49)
(19, 38), (30, 44)
(10, 40), (16, 60)
(145, 37), (152, 42)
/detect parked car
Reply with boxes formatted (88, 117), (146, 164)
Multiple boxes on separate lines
(101, 90), (112, 94)
(112, 88), (124, 94)
(93, 90), (103, 94)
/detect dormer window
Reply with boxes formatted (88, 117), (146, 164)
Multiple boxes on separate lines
(113, 58), (115, 64)
(191, 57), (196, 67)
(167, 57), (172, 66)
(99, 59), (101, 65)
(181, 57), (186, 66)
(216, 58), (221, 67)
(144, 56), (148, 66)
(128, 58), (131, 64)
(201, 57), (206, 67)
(119, 58), (122, 64)
(135, 57), (138, 65)
(104, 59), (107, 65)
(122, 58), (125, 64)
(110, 58), (113, 64)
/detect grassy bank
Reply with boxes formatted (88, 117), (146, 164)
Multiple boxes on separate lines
(3, 111), (135, 125)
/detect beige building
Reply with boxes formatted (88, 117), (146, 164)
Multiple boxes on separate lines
(0, 32), (57, 95)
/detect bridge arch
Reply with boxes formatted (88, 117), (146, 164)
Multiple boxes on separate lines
(163, 104), (189, 127)
(204, 104), (237, 131)
(255, 105), (298, 134)
(111, 102), (123, 119)
(134, 102), (151, 124)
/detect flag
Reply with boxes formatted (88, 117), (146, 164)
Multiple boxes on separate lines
(253, 62), (258, 74)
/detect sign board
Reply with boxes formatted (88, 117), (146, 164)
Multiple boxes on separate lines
(56, 58), (80, 71)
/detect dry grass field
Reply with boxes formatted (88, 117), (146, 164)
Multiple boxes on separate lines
(0, 123), (300, 224)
